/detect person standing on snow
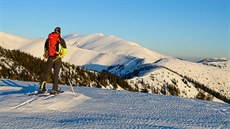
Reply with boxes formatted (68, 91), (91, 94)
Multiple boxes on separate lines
(39, 27), (67, 95)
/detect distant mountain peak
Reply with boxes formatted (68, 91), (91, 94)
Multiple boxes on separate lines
(197, 57), (228, 63)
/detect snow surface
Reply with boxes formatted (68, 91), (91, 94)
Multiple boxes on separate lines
(0, 79), (229, 128)
(0, 32), (34, 50)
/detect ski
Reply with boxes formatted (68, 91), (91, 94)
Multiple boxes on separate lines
(26, 91), (49, 96)
(26, 91), (37, 96)
(43, 90), (64, 100)
(11, 97), (37, 109)
(26, 90), (64, 97)
(43, 94), (56, 100)
(38, 93), (51, 97)
(12, 90), (65, 110)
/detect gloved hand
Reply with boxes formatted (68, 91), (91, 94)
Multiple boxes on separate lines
(43, 52), (49, 58)
(55, 52), (62, 58)
(56, 48), (67, 58)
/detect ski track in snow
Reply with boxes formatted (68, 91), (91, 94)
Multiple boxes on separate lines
(0, 79), (229, 128)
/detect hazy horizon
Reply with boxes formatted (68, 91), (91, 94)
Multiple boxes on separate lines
(0, 0), (229, 59)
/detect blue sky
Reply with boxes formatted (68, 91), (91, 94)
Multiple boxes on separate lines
(0, 0), (229, 61)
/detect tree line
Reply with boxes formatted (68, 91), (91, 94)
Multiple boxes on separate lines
(0, 46), (134, 91)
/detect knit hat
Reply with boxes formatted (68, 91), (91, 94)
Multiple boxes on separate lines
(54, 27), (61, 34)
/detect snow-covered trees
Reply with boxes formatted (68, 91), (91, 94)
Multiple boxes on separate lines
(0, 46), (132, 90)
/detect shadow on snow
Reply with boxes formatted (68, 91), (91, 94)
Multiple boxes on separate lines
(0, 79), (37, 95)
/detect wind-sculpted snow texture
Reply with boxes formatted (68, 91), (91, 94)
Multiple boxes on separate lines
(0, 79), (229, 128)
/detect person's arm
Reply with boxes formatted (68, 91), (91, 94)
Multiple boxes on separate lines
(43, 39), (49, 58)
(59, 38), (67, 58)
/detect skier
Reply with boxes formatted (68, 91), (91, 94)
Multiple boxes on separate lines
(38, 27), (67, 95)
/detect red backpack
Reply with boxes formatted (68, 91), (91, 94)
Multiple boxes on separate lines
(48, 32), (60, 56)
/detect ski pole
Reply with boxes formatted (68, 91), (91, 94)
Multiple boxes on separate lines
(68, 80), (77, 96)
(52, 56), (60, 62)
(61, 63), (77, 96)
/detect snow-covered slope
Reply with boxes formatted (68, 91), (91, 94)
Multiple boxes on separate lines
(0, 79), (229, 128)
(0, 32), (165, 67)
(157, 58), (230, 98)
(65, 33), (164, 63)
(0, 32), (34, 49)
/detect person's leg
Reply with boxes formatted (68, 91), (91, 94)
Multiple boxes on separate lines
(52, 58), (62, 91)
(39, 57), (53, 91)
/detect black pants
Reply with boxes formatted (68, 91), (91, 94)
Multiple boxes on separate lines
(40, 56), (62, 91)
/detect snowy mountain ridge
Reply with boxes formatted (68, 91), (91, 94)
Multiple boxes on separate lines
(0, 32), (165, 66)
(0, 32), (229, 103)
(198, 57), (228, 63)
(198, 57), (230, 69)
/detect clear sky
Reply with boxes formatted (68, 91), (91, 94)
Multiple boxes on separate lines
(0, 0), (229, 61)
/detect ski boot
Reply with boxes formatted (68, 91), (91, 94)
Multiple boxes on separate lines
(38, 81), (48, 94)
(37, 88), (48, 94)
(50, 90), (59, 95)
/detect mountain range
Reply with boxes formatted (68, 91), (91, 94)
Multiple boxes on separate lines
(0, 32), (229, 103)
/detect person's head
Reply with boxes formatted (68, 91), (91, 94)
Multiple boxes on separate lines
(54, 27), (61, 34)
